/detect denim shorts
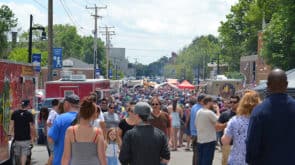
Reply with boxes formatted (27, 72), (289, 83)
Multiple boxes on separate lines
(48, 142), (54, 153)
(14, 140), (31, 156)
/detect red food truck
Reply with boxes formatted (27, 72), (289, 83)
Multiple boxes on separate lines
(0, 60), (35, 164)
(45, 74), (111, 101)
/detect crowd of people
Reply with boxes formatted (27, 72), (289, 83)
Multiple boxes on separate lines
(8, 68), (295, 165)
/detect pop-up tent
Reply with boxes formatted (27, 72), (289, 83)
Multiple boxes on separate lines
(166, 78), (179, 86)
(254, 68), (295, 98)
(178, 80), (195, 90)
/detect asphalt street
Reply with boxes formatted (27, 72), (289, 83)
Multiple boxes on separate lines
(31, 144), (222, 165)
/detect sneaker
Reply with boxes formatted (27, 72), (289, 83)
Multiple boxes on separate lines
(184, 148), (190, 151)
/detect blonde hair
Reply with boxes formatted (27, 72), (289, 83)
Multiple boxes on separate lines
(106, 128), (120, 145)
(237, 90), (261, 116)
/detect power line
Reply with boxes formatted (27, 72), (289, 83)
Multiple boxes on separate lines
(100, 26), (115, 78)
(59, 0), (86, 33)
(32, 0), (47, 9)
(66, 0), (95, 32)
(59, 0), (78, 26)
(86, 5), (107, 78)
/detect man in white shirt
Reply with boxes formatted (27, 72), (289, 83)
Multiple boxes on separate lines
(195, 96), (220, 165)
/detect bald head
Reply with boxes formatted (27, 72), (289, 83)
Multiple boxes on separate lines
(267, 69), (288, 93)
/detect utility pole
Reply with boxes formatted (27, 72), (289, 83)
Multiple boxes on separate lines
(28, 15), (33, 63)
(100, 26), (115, 79)
(28, 15), (46, 63)
(134, 58), (138, 78)
(48, 0), (53, 81)
(86, 5), (106, 79)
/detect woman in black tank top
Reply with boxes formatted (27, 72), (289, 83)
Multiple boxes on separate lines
(118, 101), (137, 142)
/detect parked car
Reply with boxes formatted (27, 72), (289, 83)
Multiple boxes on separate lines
(38, 97), (63, 111)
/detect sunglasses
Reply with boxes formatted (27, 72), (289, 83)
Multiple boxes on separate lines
(152, 103), (159, 106)
(109, 107), (115, 109)
(229, 101), (238, 104)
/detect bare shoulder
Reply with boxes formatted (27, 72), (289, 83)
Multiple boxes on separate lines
(66, 126), (74, 134)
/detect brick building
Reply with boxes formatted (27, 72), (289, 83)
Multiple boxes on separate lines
(240, 31), (271, 86)
(240, 55), (270, 85)
(38, 57), (94, 88)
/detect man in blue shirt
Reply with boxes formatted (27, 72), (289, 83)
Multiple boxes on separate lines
(48, 94), (80, 165)
(190, 94), (205, 165)
(246, 69), (295, 165)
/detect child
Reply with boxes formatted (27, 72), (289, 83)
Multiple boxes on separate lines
(106, 128), (122, 165)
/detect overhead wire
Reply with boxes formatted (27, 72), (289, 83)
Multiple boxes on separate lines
(32, 0), (47, 9)
(59, 0), (87, 34)
(66, 0), (97, 33)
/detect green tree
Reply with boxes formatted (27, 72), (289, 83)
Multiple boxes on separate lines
(11, 24), (107, 72)
(53, 24), (82, 59)
(0, 5), (17, 58)
(147, 56), (169, 77)
(164, 35), (221, 82)
(81, 36), (105, 65)
(8, 47), (48, 66)
(218, 0), (261, 71)
(261, 0), (295, 70)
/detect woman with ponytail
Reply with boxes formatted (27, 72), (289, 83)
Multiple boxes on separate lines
(62, 98), (106, 165)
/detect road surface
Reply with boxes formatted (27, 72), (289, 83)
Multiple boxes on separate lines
(31, 144), (222, 165)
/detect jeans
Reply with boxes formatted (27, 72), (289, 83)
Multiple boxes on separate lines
(191, 136), (198, 165)
(107, 156), (119, 165)
(197, 141), (216, 165)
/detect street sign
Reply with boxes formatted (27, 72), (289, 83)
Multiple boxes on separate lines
(96, 68), (100, 78)
(32, 53), (41, 72)
(52, 70), (57, 77)
(109, 69), (112, 78)
(53, 48), (62, 69)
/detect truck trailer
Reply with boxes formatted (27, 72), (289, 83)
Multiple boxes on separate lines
(45, 74), (111, 101)
(0, 60), (35, 164)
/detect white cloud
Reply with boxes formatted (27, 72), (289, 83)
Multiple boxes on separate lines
(1, 0), (238, 64)
(0, 2), (47, 32)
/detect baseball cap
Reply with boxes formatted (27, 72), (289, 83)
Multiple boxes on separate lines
(197, 94), (206, 102)
(65, 94), (80, 104)
(134, 102), (153, 120)
(21, 99), (30, 107)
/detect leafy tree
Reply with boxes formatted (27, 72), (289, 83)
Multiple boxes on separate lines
(262, 0), (295, 70)
(8, 47), (48, 66)
(218, 0), (256, 71)
(10, 24), (107, 72)
(81, 36), (105, 65)
(53, 24), (83, 59)
(0, 5), (17, 58)
(164, 35), (221, 82)
(146, 56), (169, 77)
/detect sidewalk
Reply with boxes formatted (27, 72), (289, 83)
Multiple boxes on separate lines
(31, 144), (48, 165)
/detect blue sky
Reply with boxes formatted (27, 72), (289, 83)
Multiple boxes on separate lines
(1, 0), (238, 64)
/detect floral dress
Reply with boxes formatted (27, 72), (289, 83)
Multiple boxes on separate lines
(225, 116), (249, 165)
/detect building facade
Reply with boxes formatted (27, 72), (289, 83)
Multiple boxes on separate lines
(240, 55), (270, 85)
(109, 48), (135, 77)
